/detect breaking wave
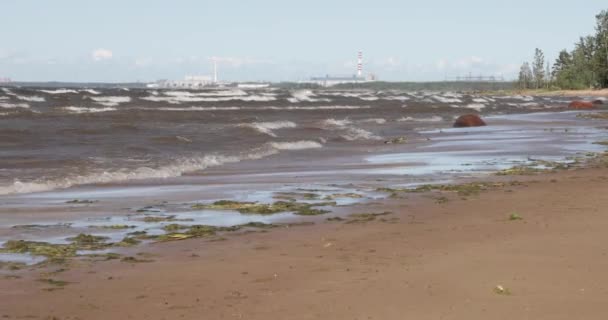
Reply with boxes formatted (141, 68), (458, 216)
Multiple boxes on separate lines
(39, 89), (79, 94)
(63, 106), (118, 114)
(287, 90), (331, 103)
(397, 116), (444, 122)
(432, 95), (462, 103)
(321, 118), (381, 141)
(142, 105), (370, 111)
(0, 140), (323, 195)
(239, 121), (297, 137)
(140, 94), (276, 104)
(268, 140), (323, 150)
(90, 96), (131, 107)
(0, 102), (30, 109)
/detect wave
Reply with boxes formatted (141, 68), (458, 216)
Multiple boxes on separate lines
(268, 140), (323, 150)
(397, 116), (443, 122)
(287, 90), (331, 103)
(321, 118), (381, 141)
(322, 118), (352, 127)
(0, 141), (324, 195)
(9, 94), (45, 102)
(450, 103), (486, 112)
(164, 90), (248, 97)
(63, 106), (118, 114)
(141, 105), (370, 112)
(140, 95), (276, 104)
(432, 95), (462, 103)
(0, 102), (30, 109)
(81, 89), (101, 95)
(90, 96), (131, 107)
(359, 96), (380, 101)
(359, 118), (387, 124)
(239, 121), (297, 137)
(39, 89), (79, 94)
(341, 127), (381, 141)
(383, 95), (410, 101)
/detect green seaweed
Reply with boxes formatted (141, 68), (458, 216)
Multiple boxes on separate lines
(324, 193), (363, 200)
(90, 225), (136, 230)
(116, 237), (141, 247)
(347, 212), (393, 223)
(38, 278), (69, 287)
(1, 240), (77, 258)
(193, 200), (332, 216)
(509, 213), (523, 221)
(121, 256), (154, 263)
(66, 199), (97, 204)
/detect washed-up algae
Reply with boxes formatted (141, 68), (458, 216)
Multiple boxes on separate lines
(192, 200), (332, 216)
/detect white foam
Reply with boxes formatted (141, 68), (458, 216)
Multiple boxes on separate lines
(433, 95), (462, 103)
(240, 121), (297, 137)
(0, 102), (29, 109)
(383, 96), (410, 101)
(144, 105), (370, 111)
(287, 90), (331, 103)
(397, 116), (443, 122)
(90, 96), (131, 107)
(268, 140), (323, 150)
(164, 90), (248, 97)
(359, 118), (387, 124)
(0, 141), (325, 195)
(140, 94), (276, 104)
(322, 118), (352, 127)
(472, 98), (488, 103)
(63, 106), (117, 114)
(359, 96), (379, 101)
(39, 89), (78, 94)
(81, 89), (101, 95)
(341, 127), (381, 141)
(464, 103), (486, 111)
(14, 95), (45, 102)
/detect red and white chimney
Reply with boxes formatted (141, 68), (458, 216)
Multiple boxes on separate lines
(357, 51), (363, 77)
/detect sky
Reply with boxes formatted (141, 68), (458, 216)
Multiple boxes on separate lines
(1, 0), (606, 82)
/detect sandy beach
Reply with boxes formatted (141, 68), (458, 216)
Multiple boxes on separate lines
(2, 164), (608, 319)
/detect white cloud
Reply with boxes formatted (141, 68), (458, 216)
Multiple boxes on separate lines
(92, 49), (113, 61)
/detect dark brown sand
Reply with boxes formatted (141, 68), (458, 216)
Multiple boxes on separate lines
(2, 168), (608, 319)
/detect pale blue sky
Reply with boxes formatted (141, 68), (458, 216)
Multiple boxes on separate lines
(1, 0), (606, 82)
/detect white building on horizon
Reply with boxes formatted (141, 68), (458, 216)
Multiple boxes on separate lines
(306, 52), (378, 87)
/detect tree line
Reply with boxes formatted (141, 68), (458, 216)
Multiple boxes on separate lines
(518, 9), (608, 90)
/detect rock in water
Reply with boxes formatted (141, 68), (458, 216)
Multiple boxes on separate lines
(453, 114), (486, 128)
(592, 99), (604, 105)
(568, 101), (595, 109)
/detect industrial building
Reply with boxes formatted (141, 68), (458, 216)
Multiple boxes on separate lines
(307, 52), (377, 87)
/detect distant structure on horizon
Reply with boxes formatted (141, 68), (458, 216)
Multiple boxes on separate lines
(306, 52), (377, 87)
(0, 77), (12, 84)
(147, 58), (220, 89)
(446, 73), (507, 82)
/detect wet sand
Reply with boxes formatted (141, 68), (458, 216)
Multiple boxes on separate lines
(2, 166), (608, 319)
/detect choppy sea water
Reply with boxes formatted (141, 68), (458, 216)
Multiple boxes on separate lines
(0, 86), (606, 264)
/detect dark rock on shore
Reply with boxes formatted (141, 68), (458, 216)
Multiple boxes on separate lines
(453, 114), (486, 128)
(569, 101), (595, 109)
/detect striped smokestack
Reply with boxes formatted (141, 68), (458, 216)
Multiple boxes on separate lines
(357, 51), (363, 77)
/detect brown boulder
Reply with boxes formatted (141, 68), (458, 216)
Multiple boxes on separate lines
(453, 114), (486, 128)
(592, 99), (604, 105)
(568, 101), (595, 109)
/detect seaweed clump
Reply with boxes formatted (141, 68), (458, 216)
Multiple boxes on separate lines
(192, 200), (332, 216)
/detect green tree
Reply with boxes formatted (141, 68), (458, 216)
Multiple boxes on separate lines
(532, 48), (545, 89)
(518, 62), (533, 89)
